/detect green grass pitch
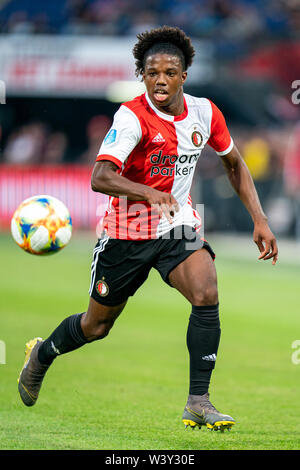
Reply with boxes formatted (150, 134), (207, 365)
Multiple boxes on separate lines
(0, 231), (299, 450)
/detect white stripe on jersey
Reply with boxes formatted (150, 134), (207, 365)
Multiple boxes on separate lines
(153, 95), (210, 237)
(216, 137), (234, 156)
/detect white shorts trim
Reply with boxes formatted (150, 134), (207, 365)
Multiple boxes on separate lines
(89, 235), (110, 296)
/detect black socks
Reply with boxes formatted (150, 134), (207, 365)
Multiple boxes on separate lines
(38, 313), (88, 365)
(186, 304), (221, 396)
(37, 304), (221, 397)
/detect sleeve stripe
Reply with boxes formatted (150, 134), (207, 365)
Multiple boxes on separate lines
(96, 154), (123, 168)
(215, 138), (234, 156)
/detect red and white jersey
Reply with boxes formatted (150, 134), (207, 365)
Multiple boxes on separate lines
(96, 92), (233, 240)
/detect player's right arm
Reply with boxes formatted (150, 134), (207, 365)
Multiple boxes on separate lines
(91, 160), (178, 223)
(91, 106), (178, 223)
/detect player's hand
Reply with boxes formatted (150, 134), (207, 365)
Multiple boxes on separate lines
(145, 188), (179, 224)
(253, 220), (278, 265)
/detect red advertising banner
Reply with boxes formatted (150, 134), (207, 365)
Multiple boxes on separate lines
(0, 164), (108, 232)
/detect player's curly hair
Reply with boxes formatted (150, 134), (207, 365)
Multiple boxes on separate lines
(133, 25), (195, 77)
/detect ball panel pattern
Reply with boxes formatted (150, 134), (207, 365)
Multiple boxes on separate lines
(11, 195), (72, 255)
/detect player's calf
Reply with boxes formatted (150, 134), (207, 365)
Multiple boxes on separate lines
(37, 312), (88, 365)
(17, 300), (126, 406)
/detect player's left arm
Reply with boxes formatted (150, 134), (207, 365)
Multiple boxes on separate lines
(220, 144), (278, 265)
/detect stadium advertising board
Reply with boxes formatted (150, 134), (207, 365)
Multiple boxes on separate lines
(0, 165), (107, 230)
(0, 35), (213, 97)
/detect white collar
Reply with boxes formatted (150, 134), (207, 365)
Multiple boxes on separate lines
(145, 92), (177, 122)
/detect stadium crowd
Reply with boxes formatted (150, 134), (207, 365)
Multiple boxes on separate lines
(1, 115), (112, 166)
(0, 114), (295, 184)
(1, 1), (299, 49)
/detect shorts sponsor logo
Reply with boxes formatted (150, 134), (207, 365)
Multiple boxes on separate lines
(96, 278), (109, 297)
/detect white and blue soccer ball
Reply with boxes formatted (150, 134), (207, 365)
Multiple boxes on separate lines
(11, 195), (72, 255)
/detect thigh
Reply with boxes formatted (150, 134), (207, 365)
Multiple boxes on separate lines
(89, 235), (152, 306)
(168, 248), (218, 306)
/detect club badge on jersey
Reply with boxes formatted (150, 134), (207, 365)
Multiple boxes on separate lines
(191, 130), (203, 147)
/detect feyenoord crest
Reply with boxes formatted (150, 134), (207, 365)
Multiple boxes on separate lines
(191, 130), (202, 147)
(96, 277), (109, 297)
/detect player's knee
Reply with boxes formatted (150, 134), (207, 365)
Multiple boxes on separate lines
(190, 284), (218, 306)
(93, 322), (111, 339)
(83, 319), (114, 342)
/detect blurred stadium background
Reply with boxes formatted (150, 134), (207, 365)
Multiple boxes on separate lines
(1, 0), (300, 451)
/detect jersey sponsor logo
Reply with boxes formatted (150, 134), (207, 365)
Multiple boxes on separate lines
(191, 130), (203, 147)
(152, 132), (165, 143)
(96, 278), (109, 297)
(104, 129), (117, 145)
(149, 150), (200, 177)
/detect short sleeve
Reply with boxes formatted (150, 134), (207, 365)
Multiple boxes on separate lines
(207, 100), (233, 156)
(96, 105), (142, 168)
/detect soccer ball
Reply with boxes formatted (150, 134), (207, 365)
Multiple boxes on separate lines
(11, 195), (72, 255)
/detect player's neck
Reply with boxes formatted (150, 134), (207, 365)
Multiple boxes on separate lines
(149, 89), (185, 117)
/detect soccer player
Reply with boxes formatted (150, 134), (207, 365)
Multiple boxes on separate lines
(18, 26), (278, 432)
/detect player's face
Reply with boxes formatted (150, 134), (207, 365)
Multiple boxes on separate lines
(142, 53), (187, 114)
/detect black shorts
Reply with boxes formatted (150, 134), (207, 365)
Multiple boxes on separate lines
(89, 225), (215, 306)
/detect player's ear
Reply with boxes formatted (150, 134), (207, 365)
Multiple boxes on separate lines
(182, 71), (187, 85)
